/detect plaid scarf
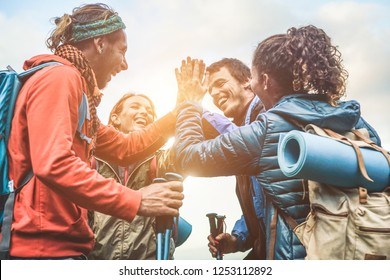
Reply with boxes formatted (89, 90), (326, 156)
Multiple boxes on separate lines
(55, 44), (102, 158)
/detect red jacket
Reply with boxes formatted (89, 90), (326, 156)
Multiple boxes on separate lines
(7, 54), (175, 258)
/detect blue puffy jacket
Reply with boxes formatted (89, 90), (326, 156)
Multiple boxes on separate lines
(174, 93), (381, 259)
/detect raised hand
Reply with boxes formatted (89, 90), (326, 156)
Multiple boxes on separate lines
(175, 56), (208, 104)
(137, 181), (184, 217)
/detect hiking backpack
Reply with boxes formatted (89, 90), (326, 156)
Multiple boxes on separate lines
(0, 62), (88, 259)
(277, 124), (390, 260)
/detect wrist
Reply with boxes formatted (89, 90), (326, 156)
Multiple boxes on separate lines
(231, 233), (245, 252)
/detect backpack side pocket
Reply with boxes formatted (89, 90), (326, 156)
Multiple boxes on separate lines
(347, 190), (390, 260)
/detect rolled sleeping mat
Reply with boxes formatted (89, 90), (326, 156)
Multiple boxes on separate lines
(277, 130), (390, 192)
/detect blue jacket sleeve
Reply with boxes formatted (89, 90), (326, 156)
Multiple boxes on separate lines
(174, 101), (265, 177)
(231, 215), (250, 252)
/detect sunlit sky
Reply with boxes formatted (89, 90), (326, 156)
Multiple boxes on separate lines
(1, 0), (389, 260)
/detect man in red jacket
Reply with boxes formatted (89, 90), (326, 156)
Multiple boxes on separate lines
(5, 3), (183, 259)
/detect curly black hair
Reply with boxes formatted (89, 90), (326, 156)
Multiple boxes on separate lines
(252, 25), (348, 105)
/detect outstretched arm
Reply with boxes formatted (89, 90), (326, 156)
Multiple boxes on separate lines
(173, 57), (265, 177)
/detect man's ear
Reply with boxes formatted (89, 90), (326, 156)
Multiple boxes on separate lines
(262, 73), (270, 91)
(93, 37), (105, 54)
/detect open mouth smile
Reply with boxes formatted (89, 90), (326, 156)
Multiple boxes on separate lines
(217, 97), (228, 108)
(134, 118), (147, 126)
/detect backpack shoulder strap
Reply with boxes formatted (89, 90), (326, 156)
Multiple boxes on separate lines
(77, 93), (91, 144)
(0, 170), (33, 259)
(17, 62), (61, 81)
(267, 204), (299, 260)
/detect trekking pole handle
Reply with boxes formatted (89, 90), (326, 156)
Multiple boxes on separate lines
(206, 213), (218, 237)
(216, 214), (226, 234)
(153, 178), (167, 183)
(215, 214), (226, 260)
(164, 172), (184, 182)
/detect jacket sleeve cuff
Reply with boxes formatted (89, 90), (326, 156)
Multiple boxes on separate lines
(120, 187), (142, 222)
(232, 231), (247, 252)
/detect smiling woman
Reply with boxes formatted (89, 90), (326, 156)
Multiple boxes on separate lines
(89, 92), (181, 260)
(108, 93), (157, 133)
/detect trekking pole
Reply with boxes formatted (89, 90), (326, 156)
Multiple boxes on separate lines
(163, 173), (183, 260)
(154, 172), (184, 260)
(206, 213), (225, 260)
(206, 213), (218, 238)
(153, 177), (168, 260)
(216, 214), (226, 260)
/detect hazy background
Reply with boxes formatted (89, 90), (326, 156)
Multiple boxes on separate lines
(1, 0), (389, 260)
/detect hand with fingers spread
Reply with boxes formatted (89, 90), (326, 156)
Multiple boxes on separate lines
(207, 232), (238, 258)
(175, 56), (208, 104)
(137, 181), (184, 217)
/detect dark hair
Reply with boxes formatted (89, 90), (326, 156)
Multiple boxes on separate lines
(207, 58), (251, 84)
(108, 93), (157, 128)
(252, 25), (348, 105)
(46, 3), (118, 52)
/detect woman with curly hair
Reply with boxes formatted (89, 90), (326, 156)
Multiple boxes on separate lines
(173, 25), (382, 259)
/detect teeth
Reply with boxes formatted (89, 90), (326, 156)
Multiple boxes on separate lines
(135, 118), (146, 125)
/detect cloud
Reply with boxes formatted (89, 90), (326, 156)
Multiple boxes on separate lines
(0, 12), (47, 71)
(314, 1), (390, 148)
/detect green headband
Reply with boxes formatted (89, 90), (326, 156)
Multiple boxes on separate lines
(72, 14), (126, 43)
